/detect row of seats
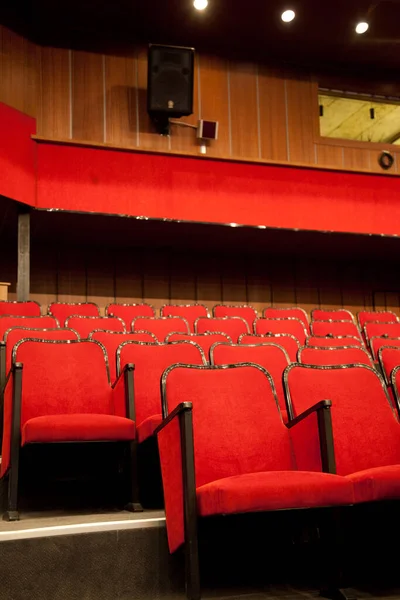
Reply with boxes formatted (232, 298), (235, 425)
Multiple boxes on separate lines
(0, 300), (398, 331)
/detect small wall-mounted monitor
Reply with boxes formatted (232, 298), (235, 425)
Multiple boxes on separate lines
(197, 120), (219, 140)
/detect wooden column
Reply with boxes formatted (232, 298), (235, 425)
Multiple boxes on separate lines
(16, 210), (30, 301)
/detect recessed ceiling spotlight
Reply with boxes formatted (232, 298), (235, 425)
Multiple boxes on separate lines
(281, 9), (295, 23)
(194, 0), (208, 10)
(355, 21), (369, 34)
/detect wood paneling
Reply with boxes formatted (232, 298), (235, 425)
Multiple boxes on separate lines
(316, 144), (343, 168)
(39, 47), (71, 139)
(229, 62), (259, 159)
(286, 75), (318, 164)
(170, 55), (200, 154)
(56, 246), (87, 303)
(72, 51), (104, 142)
(343, 147), (371, 171)
(258, 67), (288, 162)
(114, 248), (143, 305)
(104, 54), (137, 147)
(86, 247), (115, 313)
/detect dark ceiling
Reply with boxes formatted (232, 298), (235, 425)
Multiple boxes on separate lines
(1, 0), (400, 78)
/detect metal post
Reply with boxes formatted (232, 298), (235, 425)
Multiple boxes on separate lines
(16, 210), (30, 302)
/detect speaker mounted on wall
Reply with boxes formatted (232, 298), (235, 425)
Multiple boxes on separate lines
(147, 44), (195, 135)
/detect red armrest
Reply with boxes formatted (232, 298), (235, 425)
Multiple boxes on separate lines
(112, 363), (135, 421)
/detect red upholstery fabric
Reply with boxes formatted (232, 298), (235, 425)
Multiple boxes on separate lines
(311, 320), (362, 340)
(0, 301), (41, 317)
(106, 303), (155, 327)
(213, 305), (257, 330)
(371, 336), (400, 360)
(348, 465), (400, 503)
(0, 316), (59, 341)
(131, 317), (190, 339)
(89, 330), (157, 382)
(197, 471), (354, 517)
(285, 365), (400, 476)
(117, 342), (206, 440)
(166, 332), (232, 358)
(195, 317), (250, 342)
(22, 414), (135, 444)
(299, 346), (373, 367)
(311, 309), (354, 322)
(378, 347), (400, 385)
(239, 333), (300, 362)
(4, 327), (80, 373)
(306, 335), (363, 348)
(48, 302), (100, 327)
(263, 308), (309, 331)
(65, 316), (125, 338)
(358, 311), (398, 330)
(364, 322), (400, 345)
(161, 305), (210, 333)
(210, 343), (290, 419)
(255, 318), (307, 345)
(137, 414), (163, 443)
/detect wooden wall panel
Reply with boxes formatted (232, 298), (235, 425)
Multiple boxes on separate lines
(169, 252), (197, 305)
(142, 251), (170, 313)
(246, 258), (272, 317)
(229, 62), (260, 159)
(114, 248), (143, 305)
(195, 254), (223, 308)
(72, 51), (104, 142)
(342, 147), (371, 171)
(56, 246), (87, 303)
(198, 55), (230, 159)
(294, 261), (320, 317)
(38, 47), (71, 139)
(258, 68), (288, 162)
(104, 54), (137, 147)
(316, 144), (343, 168)
(270, 261), (297, 308)
(220, 255), (247, 304)
(286, 76), (318, 164)
(170, 56), (200, 154)
(86, 247), (115, 314)
(30, 246), (57, 311)
(318, 261), (343, 309)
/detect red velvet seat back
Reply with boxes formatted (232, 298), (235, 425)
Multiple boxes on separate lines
(255, 318), (307, 345)
(195, 317), (250, 342)
(239, 333), (300, 362)
(48, 302), (100, 327)
(263, 307), (309, 330)
(4, 327), (80, 374)
(364, 322), (400, 345)
(213, 305), (257, 330)
(131, 317), (189, 339)
(311, 309), (354, 322)
(163, 365), (295, 488)
(358, 310), (398, 330)
(0, 301), (41, 317)
(210, 343), (290, 414)
(89, 330), (157, 381)
(306, 335), (363, 348)
(161, 305), (210, 333)
(378, 347), (400, 385)
(106, 303), (155, 327)
(284, 364), (400, 475)
(0, 316), (59, 340)
(65, 316), (125, 338)
(116, 342), (207, 425)
(165, 332), (232, 358)
(371, 336), (400, 360)
(311, 320), (362, 340)
(298, 346), (373, 367)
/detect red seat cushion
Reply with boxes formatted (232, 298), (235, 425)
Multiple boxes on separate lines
(137, 414), (162, 443)
(347, 465), (400, 503)
(196, 471), (354, 516)
(22, 414), (135, 444)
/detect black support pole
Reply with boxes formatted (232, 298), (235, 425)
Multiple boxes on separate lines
(16, 209), (30, 302)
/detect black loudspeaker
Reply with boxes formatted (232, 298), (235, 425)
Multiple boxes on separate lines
(147, 44), (195, 118)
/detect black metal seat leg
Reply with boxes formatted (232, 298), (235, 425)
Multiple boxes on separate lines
(3, 467), (20, 521)
(124, 440), (143, 513)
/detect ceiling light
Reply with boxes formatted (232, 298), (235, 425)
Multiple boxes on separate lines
(281, 9), (295, 23)
(355, 22), (369, 34)
(193, 0), (208, 10)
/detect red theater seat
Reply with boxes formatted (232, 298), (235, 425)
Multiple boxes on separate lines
(165, 332), (232, 359)
(106, 303), (155, 327)
(213, 304), (258, 330)
(298, 345), (374, 367)
(1, 340), (137, 520)
(0, 301), (41, 317)
(194, 317), (249, 343)
(358, 310), (399, 330)
(116, 341), (207, 442)
(131, 317), (190, 339)
(48, 302), (100, 327)
(157, 364), (354, 598)
(255, 318), (308, 345)
(161, 305), (210, 333)
(89, 330), (158, 382)
(311, 309), (355, 322)
(378, 347), (400, 386)
(65, 316), (126, 338)
(364, 322), (400, 347)
(0, 316), (59, 341)
(238, 333), (300, 362)
(306, 335), (363, 348)
(311, 320), (362, 340)
(370, 336), (400, 360)
(210, 342), (290, 421)
(263, 307), (309, 330)
(284, 364), (400, 504)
